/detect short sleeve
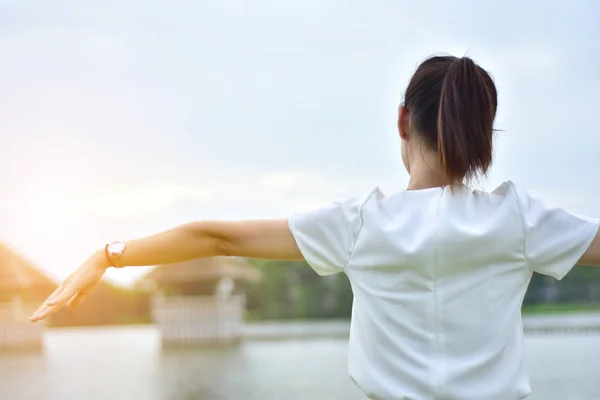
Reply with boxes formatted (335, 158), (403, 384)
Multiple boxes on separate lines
(512, 182), (599, 280)
(288, 190), (376, 276)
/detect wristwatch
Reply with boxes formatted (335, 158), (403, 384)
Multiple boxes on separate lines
(105, 241), (126, 268)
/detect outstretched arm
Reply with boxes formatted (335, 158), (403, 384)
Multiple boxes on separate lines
(104, 219), (302, 266)
(30, 219), (302, 322)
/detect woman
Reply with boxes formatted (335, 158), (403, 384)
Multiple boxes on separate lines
(30, 55), (600, 400)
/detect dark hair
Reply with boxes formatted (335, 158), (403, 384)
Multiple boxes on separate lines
(403, 55), (498, 184)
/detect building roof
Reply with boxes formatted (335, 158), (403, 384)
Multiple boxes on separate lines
(143, 257), (261, 284)
(0, 243), (57, 291)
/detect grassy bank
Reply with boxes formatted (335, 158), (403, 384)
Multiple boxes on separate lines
(522, 303), (600, 315)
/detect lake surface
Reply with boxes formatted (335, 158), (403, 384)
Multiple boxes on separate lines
(0, 326), (599, 400)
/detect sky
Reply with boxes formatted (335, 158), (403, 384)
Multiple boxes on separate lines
(1, 0), (599, 286)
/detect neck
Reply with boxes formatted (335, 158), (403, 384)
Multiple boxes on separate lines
(406, 162), (452, 191)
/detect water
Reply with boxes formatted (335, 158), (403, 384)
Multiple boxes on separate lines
(0, 326), (599, 400)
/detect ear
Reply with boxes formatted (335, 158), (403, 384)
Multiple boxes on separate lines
(398, 105), (410, 140)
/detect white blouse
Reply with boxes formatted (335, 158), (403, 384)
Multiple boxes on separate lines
(289, 181), (598, 400)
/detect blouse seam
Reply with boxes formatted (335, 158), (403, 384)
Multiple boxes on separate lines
(342, 188), (378, 273)
(509, 181), (532, 272)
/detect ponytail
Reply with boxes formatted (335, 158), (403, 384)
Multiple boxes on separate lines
(437, 57), (497, 184)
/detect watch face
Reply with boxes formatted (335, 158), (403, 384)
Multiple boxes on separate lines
(108, 241), (126, 256)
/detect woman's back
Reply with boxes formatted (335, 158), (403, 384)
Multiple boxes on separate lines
(290, 181), (598, 400)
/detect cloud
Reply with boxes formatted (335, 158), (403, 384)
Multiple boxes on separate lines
(2, 0), (600, 286)
(72, 170), (360, 221)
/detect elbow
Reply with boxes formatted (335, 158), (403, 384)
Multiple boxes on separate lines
(192, 221), (236, 257)
(214, 235), (234, 257)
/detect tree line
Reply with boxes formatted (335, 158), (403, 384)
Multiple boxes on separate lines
(48, 260), (600, 327)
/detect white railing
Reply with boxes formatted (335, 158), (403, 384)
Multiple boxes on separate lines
(152, 295), (246, 344)
(0, 302), (45, 350)
(0, 303), (42, 323)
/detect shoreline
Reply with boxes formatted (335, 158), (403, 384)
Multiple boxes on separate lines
(43, 312), (600, 339)
(243, 312), (600, 339)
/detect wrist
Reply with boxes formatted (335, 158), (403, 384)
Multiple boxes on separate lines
(93, 249), (111, 270)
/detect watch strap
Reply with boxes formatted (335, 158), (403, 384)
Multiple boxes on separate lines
(104, 243), (126, 268)
(104, 243), (116, 268)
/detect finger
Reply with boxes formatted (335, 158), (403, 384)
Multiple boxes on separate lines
(46, 283), (80, 307)
(30, 303), (58, 322)
(34, 273), (74, 311)
(29, 304), (61, 322)
(67, 277), (102, 309)
(31, 280), (77, 320)
(32, 293), (55, 317)
(31, 277), (71, 317)
(31, 290), (70, 321)
(30, 300), (56, 322)
(32, 284), (65, 317)
(67, 290), (88, 309)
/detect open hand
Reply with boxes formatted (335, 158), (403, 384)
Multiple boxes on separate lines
(29, 251), (107, 322)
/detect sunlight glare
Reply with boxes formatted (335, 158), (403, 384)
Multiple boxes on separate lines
(22, 180), (82, 237)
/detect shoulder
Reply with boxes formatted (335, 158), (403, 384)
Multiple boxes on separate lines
(490, 180), (521, 197)
(356, 186), (385, 210)
(300, 186), (384, 217)
(489, 180), (533, 209)
(287, 186), (384, 238)
(491, 180), (545, 201)
(287, 186), (383, 276)
(493, 180), (558, 215)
